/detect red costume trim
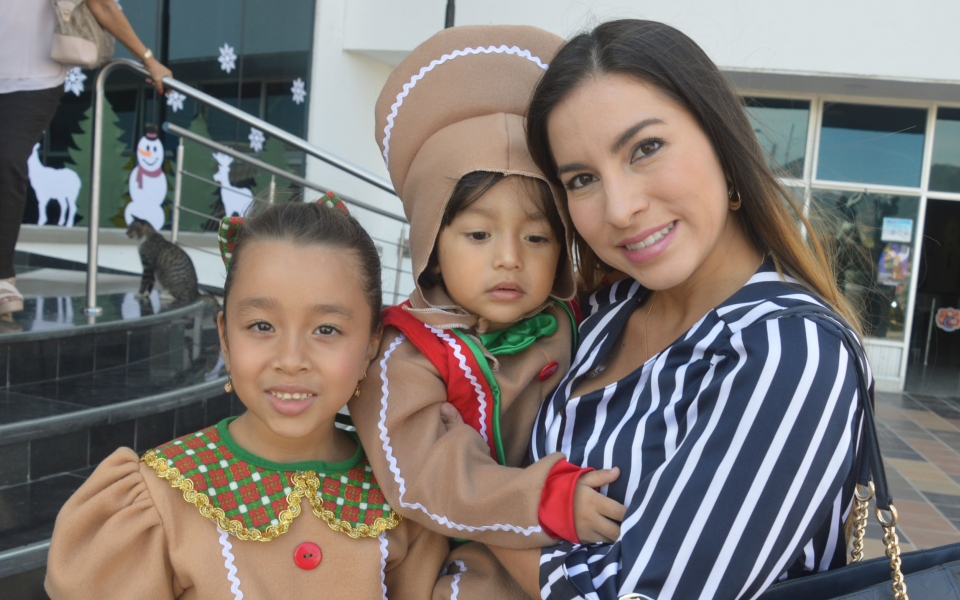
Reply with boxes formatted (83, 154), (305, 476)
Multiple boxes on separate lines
(538, 459), (593, 544)
(382, 303), (498, 460)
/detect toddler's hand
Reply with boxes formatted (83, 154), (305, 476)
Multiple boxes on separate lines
(574, 468), (626, 544)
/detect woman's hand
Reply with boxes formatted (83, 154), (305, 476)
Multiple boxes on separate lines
(143, 57), (172, 94)
(574, 468), (626, 543)
(86, 0), (173, 94)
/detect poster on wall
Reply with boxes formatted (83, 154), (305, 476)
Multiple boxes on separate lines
(881, 217), (913, 243)
(936, 308), (960, 332)
(877, 243), (911, 287)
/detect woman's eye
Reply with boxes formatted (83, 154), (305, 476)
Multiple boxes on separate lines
(250, 321), (273, 332)
(467, 232), (490, 241)
(632, 138), (664, 161)
(565, 173), (596, 191)
(316, 325), (339, 336)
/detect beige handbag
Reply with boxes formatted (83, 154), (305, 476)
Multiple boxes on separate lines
(50, 0), (115, 69)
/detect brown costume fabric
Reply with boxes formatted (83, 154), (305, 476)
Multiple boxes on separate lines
(433, 543), (532, 600)
(350, 24), (576, 557)
(45, 448), (448, 600)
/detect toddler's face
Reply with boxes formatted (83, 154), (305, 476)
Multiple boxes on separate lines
(219, 240), (378, 441)
(436, 177), (562, 325)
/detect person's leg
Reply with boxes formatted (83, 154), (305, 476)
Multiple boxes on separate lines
(0, 85), (64, 312)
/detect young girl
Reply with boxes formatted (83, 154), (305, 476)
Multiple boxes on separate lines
(45, 199), (448, 599)
(349, 25), (627, 597)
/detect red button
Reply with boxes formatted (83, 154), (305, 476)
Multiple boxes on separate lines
(294, 542), (322, 570)
(539, 361), (559, 381)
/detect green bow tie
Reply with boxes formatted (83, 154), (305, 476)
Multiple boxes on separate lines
(478, 313), (558, 356)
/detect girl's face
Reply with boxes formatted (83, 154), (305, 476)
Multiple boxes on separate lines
(218, 240), (380, 442)
(547, 74), (740, 291)
(436, 177), (562, 325)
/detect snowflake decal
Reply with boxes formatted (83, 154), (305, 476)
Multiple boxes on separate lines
(291, 78), (307, 105)
(248, 127), (265, 153)
(64, 67), (87, 96)
(166, 90), (186, 113)
(218, 43), (237, 74)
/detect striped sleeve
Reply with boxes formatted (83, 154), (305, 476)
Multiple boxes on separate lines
(539, 316), (862, 600)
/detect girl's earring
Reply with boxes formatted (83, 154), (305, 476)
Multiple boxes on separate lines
(354, 373), (366, 398)
(224, 378), (234, 393)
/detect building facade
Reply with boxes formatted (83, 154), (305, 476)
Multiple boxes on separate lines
(25, 0), (960, 393)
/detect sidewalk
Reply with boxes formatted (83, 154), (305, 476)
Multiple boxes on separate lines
(862, 391), (960, 558)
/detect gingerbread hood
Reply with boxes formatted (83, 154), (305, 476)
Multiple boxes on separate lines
(374, 25), (575, 332)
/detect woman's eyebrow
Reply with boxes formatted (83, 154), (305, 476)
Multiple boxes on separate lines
(556, 118), (666, 177)
(611, 118), (665, 153)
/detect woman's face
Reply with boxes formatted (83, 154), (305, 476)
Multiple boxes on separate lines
(547, 73), (739, 291)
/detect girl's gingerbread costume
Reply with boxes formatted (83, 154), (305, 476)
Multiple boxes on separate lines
(45, 418), (447, 599)
(349, 25), (588, 598)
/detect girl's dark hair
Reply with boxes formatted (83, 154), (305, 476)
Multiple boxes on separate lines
(418, 171), (565, 289)
(526, 19), (859, 332)
(223, 201), (383, 332)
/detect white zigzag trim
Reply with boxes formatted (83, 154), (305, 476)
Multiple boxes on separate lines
(427, 324), (489, 443)
(217, 527), (244, 600)
(377, 334), (541, 535)
(450, 559), (466, 600)
(378, 532), (389, 599)
(381, 45), (549, 169)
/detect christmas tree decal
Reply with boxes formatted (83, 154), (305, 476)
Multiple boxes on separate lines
(174, 113), (219, 233)
(252, 135), (297, 200)
(67, 99), (129, 228)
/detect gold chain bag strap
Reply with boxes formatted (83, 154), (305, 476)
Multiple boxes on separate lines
(50, 0), (116, 69)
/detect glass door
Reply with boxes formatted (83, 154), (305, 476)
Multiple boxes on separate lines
(907, 198), (960, 394)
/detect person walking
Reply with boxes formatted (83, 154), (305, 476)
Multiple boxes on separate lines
(0, 0), (172, 317)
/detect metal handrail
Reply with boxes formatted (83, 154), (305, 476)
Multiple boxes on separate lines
(162, 122), (405, 222)
(85, 59), (400, 316)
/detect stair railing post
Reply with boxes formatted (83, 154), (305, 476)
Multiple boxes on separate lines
(171, 137), (184, 243)
(85, 62), (124, 317)
(268, 174), (276, 204)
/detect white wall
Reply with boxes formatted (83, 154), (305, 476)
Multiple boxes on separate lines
(305, 0), (960, 301)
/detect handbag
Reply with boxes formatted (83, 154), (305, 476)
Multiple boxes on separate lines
(755, 305), (960, 600)
(49, 0), (115, 69)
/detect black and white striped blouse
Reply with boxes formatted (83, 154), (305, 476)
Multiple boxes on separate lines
(532, 259), (867, 600)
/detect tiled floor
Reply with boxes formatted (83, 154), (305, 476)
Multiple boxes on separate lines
(861, 391), (960, 559)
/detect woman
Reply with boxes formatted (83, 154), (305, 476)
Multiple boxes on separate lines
(0, 0), (171, 317)
(487, 19), (868, 600)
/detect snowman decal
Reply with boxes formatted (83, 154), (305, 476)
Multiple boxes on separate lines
(126, 125), (167, 230)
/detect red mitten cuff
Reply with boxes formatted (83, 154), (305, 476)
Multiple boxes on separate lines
(538, 459), (593, 544)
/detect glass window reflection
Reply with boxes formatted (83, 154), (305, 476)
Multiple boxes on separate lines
(745, 97), (810, 179)
(817, 103), (926, 187)
(811, 191), (919, 340)
(931, 108), (960, 193)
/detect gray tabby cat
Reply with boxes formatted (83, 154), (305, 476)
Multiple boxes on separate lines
(126, 218), (201, 304)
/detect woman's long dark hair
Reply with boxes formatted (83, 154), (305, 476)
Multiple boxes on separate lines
(527, 19), (859, 332)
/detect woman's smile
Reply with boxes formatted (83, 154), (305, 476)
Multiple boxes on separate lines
(619, 220), (678, 263)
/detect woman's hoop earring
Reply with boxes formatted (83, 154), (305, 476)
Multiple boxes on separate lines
(728, 188), (742, 211)
(224, 378), (233, 393)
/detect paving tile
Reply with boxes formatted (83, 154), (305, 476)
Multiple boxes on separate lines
(895, 507), (958, 532)
(893, 498), (947, 518)
(908, 437), (960, 457)
(900, 528), (960, 549)
(882, 462), (926, 502)
(884, 419), (936, 440)
(902, 408), (957, 431)
(911, 478), (960, 495)
(921, 491), (960, 509)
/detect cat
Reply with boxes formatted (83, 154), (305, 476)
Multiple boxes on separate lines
(126, 218), (215, 307)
